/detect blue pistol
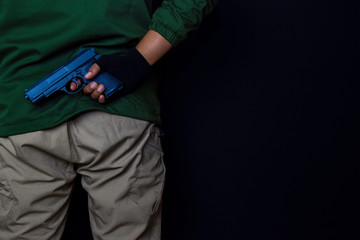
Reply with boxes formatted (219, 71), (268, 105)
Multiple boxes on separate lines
(25, 48), (123, 103)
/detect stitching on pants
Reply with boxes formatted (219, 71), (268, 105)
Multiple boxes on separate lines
(67, 120), (78, 163)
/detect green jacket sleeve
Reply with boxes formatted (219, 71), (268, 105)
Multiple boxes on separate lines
(149, 0), (217, 46)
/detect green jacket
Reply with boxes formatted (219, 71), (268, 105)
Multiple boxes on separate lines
(0, 0), (216, 137)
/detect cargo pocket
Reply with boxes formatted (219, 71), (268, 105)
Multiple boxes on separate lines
(0, 178), (16, 223)
(130, 127), (166, 216)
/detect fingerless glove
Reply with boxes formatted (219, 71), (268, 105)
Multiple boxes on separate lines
(96, 48), (152, 98)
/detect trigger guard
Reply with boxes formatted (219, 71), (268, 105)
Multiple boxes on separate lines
(63, 78), (84, 94)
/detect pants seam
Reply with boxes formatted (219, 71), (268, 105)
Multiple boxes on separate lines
(67, 120), (78, 163)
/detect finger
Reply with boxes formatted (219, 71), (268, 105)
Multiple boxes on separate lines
(84, 63), (100, 79)
(70, 79), (82, 91)
(91, 84), (105, 100)
(98, 95), (106, 104)
(83, 81), (98, 94)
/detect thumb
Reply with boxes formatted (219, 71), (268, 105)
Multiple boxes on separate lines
(84, 63), (101, 79)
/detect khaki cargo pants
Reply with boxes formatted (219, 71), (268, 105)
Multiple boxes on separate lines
(0, 111), (165, 240)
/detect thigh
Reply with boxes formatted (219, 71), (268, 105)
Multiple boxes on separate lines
(0, 126), (76, 240)
(72, 111), (165, 240)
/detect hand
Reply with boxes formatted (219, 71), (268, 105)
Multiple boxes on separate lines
(69, 63), (106, 103)
(83, 64), (107, 103)
(70, 48), (152, 104)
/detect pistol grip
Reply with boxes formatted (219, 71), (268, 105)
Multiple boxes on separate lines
(92, 72), (123, 98)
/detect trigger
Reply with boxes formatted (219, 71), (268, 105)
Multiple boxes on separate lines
(66, 78), (84, 94)
(72, 79), (80, 89)
(70, 78), (84, 91)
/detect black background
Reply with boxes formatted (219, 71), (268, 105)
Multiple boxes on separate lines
(63, 1), (359, 239)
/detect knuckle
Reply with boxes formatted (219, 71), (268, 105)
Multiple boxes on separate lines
(91, 91), (100, 99)
(83, 86), (91, 94)
(91, 64), (100, 72)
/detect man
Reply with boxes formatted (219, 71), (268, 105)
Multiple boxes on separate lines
(0, 0), (216, 239)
